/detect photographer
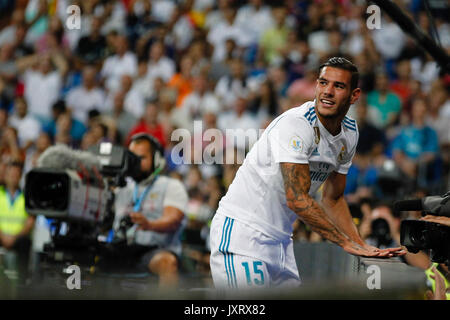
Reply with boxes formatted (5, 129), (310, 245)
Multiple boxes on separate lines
(359, 202), (402, 251)
(359, 201), (432, 268)
(114, 133), (188, 288)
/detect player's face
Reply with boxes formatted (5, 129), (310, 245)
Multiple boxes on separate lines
(130, 141), (153, 173)
(315, 66), (360, 120)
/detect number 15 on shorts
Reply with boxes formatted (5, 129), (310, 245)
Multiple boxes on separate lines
(241, 261), (266, 286)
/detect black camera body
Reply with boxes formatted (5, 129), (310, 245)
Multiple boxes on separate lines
(400, 220), (450, 265)
(397, 192), (450, 266)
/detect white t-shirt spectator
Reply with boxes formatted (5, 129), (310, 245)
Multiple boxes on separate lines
(9, 114), (41, 148)
(217, 111), (260, 150)
(207, 21), (248, 62)
(124, 88), (145, 119)
(215, 76), (249, 109)
(23, 70), (62, 120)
(66, 86), (106, 124)
(182, 92), (222, 120)
(146, 56), (175, 83)
(235, 4), (274, 46)
(101, 52), (137, 92)
(371, 21), (405, 60)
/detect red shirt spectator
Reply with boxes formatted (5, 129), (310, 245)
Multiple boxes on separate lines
(126, 102), (166, 148)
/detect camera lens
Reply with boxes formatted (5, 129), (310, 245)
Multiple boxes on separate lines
(25, 171), (69, 211)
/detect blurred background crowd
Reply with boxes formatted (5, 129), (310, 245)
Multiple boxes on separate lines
(0, 0), (449, 289)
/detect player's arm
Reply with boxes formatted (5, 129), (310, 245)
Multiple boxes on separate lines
(280, 163), (380, 257)
(321, 171), (366, 247)
(322, 171), (405, 256)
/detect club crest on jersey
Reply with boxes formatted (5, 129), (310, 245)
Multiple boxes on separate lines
(313, 126), (320, 144)
(289, 136), (303, 152)
(337, 146), (347, 163)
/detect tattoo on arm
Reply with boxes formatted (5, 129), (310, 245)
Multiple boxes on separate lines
(280, 163), (349, 247)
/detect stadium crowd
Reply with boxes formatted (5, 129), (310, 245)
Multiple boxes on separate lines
(0, 0), (449, 291)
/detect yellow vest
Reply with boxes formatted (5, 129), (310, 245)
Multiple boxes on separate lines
(0, 186), (29, 236)
(425, 263), (450, 300)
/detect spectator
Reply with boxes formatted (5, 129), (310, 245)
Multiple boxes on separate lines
(75, 16), (107, 65)
(66, 65), (106, 125)
(24, 0), (50, 46)
(167, 55), (194, 108)
(207, 6), (246, 63)
(120, 74), (146, 119)
(8, 96), (41, 151)
(180, 74), (221, 131)
(371, 15), (406, 72)
(390, 59), (414, 108)
(0, 126), (24, 166)
(43, 100), (86, 148)
(126, 101), (166, 147)
(214, 58), (250, 110)
(235, 0), (274, 47)
(103, 90), (137, 145)
(259, 5), (290, 65)
(355, 97), (386, 156)
(19, 51), (68, 126)
(131, 59), (154, 102)
(248, 79), (278, 124)
(367, 72), (402, 129)
(23, 131), (51, 174)
(392, 97), (440, 186)
(217, 94), (260, 150)
(0, 9), (26, 47)
(146, 40), (175, 84)
(287, 62), (318, 105)
(0, 43), (18, 109)
(100, 34), (137, 93)
(35, 15), (70, 57)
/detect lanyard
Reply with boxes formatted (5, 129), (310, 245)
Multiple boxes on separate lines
(132, 176), (158, 212)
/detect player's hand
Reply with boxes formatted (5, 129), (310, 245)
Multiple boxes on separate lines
(129, 212), (151, 230)
(362, 244), (407, 258)
(343, 242), (406, 258)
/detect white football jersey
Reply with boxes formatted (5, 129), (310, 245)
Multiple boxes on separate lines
(216, 101), (359, 242)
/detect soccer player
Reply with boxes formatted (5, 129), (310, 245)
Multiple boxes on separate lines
(209, 57), (405, 289)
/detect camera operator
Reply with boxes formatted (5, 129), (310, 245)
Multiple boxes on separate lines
(113, 133), (188, 288)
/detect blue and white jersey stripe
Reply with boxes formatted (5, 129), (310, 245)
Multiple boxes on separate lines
(219, 217), (237, 288)
(343, 116), (357, 131)
(304, 106), (316, 125)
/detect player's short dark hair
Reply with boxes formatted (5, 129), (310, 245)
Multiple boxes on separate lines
(319, 57), (359, 90)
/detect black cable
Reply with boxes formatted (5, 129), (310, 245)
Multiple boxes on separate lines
(423, 0), (442, 48)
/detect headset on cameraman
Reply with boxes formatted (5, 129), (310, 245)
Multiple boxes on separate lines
(129, 133), (166, 178)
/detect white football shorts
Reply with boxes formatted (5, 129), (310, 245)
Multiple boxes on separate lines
(209, 212), (301, 289)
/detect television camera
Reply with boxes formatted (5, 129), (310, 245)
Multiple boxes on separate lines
(24, 143), (141, 270)
(395, 191), (450, 266)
